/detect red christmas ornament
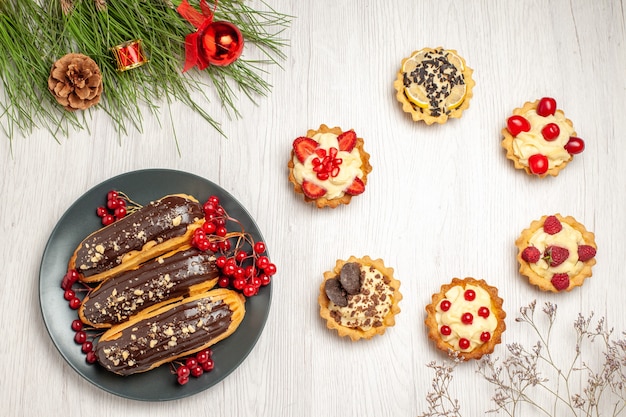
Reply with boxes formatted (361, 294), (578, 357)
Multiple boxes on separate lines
(177, 0), (244, 71)
(198, 21), (244, 66)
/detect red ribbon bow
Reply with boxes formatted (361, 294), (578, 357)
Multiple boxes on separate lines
(177, 0), (215, 72)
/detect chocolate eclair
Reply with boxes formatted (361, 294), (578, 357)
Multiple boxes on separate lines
(79, 245), (220, 328)
(95, 288), (245, 376)
(69, 194), (204, 283)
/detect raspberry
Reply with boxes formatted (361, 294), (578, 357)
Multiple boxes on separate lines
(521, 246), (541, 263)
(551, 273), (570, 291)
(543, 246), (569, 267)
(577, 245), (597, 262)
(543, 215), (562, 235)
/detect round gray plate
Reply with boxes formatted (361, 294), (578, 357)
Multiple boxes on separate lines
(39, 169), (272, 401)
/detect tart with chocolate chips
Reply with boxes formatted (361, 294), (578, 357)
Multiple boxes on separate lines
(393, 47), (475, 124)
(318, 256), (401, 341)
(425, 277), (506, 360)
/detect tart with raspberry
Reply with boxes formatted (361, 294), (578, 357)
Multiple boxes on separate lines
(502, 97), (585, 177)
(318, 256), (402, 341)
(393, 47), (475, 124)
(516, 214), (597, 292)
(288, 124), (372, 208)
(425, 277), (506, 360)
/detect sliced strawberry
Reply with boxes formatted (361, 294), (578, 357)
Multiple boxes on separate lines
(301, 180), (326, 199)
(337, 130), (357, 152)
(521, 246), (541, 263)
(344, 177), (365, 196)
(577, 245), (597, 262)
(293, 137), (318, 163)
(551, 273), (570, 291)
(543, 215), (562, 235)
(543, 245), (569, 267)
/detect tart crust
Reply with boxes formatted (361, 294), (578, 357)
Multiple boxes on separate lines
(288, 124), (372, 208)
(501, 100), (576, 177)
(318, 256), (402, 341)
(515, 214), (596, 292)
(393, 47), (475, 125)
(425, 277), (506, 360)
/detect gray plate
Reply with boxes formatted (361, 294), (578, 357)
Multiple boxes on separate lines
(39, 169), (272, 401)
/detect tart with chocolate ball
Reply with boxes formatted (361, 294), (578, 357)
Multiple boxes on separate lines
(516, 214), (597, 292)
(425, 277), (506, 360)
(318, 256), (401, 341)
(502, 97), (586, 177)
(288, 124), (372, 208)
(393, 47), (475, 124)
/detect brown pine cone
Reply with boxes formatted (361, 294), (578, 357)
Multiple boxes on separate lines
(48, 53), (103, 111)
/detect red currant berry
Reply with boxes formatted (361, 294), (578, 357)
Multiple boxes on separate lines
(208, 196), (220, 206)
(116, 198), (126, 208)
(216, 226), (227, 237)
(235, 250), (248, 262)
(107, 198), (119, 210)
(177, 365), (191, 379)
(243, 285), (257, 297)
(250, 276), (262, 288)
(564, 137), (585, 154)
(203, 201), (216, 214)
(440, 325), (452, 336)
(71, 319), (83, 332)
(196, 350), (209, 364)
(260, 274), (271, 286)
(178, 375), (189, 385)
(215, 206), (225, 216)
(233, 267), (245, 280)
(64, 289), (76, 301)
(253, 241), (266, 254)
(541, 123), (560, 141)
(528, 153), (549, 175)
(202, 221), (217, 234)
(537, 97), (557, 117)
(463, 289), (476, 301)
(216, 256), (227, 268)
(96, 206), (108, 217)
(74, 331), (87, 344)
(185, 357), (198, 369)
(223, 264), (236, 276)
(256, 256), (270, 270)
(191, 365), (204, 378)
(461, 312), (473, 324)
(264, 263), (277, 276)
(114, 206), (127, 219)
(214, 218), (226, 227)
(219, 240), (231, 252)
(202, 358), (215, 372)
(218, 276), (230, 288)
(86, 351), (97, 364)
(459, 338), (470, 350)
(478, 306), (490, 318)
(69, 297), (82, 310)
(61, 269), (79, 290)
(439, 300), (451, 312)
(208, 242), (219, 252)
(507, 115), (531, 136)
(480, 332), (491, 342)
(102, 214), (115, 226)
(233, 277), (246, 290)
(244, 265), (256, 278)
(197, 240), (211, 252)
(81, 341), (93, 353)
(107, 190), (118, 201)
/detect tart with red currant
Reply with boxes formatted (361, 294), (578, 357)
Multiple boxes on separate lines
(516, 214), (597, 292)
(425, 277), (506, 360)
(288, 124), (372, 208)
(502, 97), (585, 177)
(318, 256), (402, 341)
(393, 47), (475, 124)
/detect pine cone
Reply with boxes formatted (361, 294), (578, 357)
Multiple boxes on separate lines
(48, 53), (103, 111)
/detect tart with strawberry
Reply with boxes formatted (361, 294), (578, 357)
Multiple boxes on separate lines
(288, 124), (372, 208)
(393, 47), (475, 124)
(502, 97), (585, 177)
(425, 277), (506, 360)
(516, 214), (597, 292)
(318, 256), (402, 341)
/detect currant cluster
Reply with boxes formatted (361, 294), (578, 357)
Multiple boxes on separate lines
(71, 318), (97, 364)
(191, 195), (277, 297)
(61, 269), (82, 310)
(96, 190), (141, 226)
(174, 349), (215, 385)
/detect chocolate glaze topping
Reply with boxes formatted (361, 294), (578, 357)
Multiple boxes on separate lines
(81, 247), (218, 326)
(96, 297), (233, 375)
(75, 196), (203, 277)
